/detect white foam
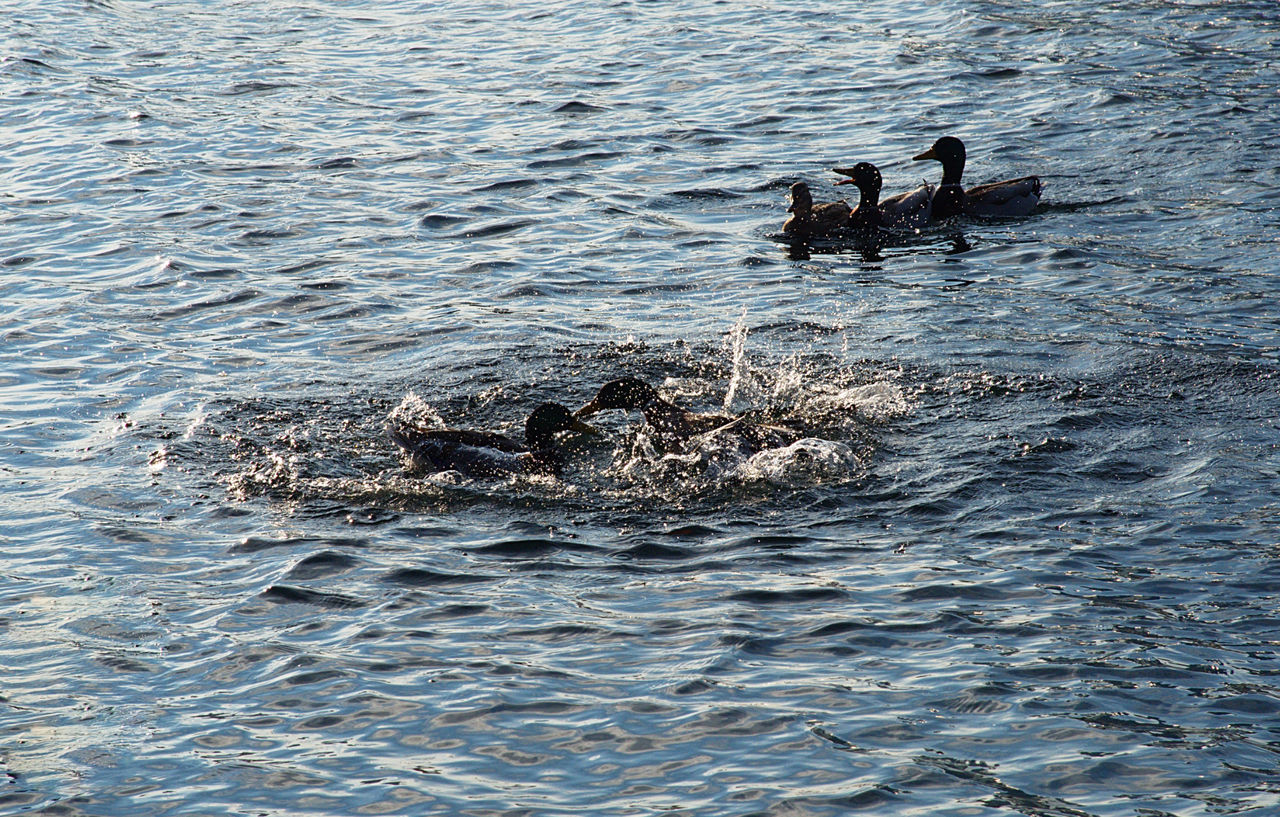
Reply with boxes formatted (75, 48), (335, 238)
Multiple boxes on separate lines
(385, 391), (445, 433)
(736, 438), (863, 485)
(804, 381), (911, 424)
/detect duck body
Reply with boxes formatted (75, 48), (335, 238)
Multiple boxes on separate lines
(963, 176), (1043, 218)
(783, 181), (850, 239)
(832, 162), (933, 233)
(929, 183), (967, 221)
(879, 182), (934, 230)
(389, 402), (597, 479)
(575, 377), (800, 456)
(913, 136), (1042, 220)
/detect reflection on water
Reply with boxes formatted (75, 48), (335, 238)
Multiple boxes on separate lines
(2, 0), (1280, 814)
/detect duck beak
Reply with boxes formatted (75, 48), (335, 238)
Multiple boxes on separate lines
(573, 399), (604, 420)
(832, 178), (852, 186)
(913, 147), (937, 161)
(569, 416), (600, 435)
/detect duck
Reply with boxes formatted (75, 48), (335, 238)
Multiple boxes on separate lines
(782, 181), (851, 239)
(912, 136), (1043, 220)
(830, 162), (932, 233)
(388, 402), (598, 479)
(574, 377), (800, 456)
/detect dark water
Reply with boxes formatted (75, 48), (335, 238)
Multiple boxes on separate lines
(3, 1), (1280, 815)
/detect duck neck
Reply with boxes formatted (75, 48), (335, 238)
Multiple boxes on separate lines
(525, 425), (558, 452)
(940, 156), (964, 187)
(857, 185), (880, 213)
(932, 184), (966, 219)
(638, 397), (689, 435)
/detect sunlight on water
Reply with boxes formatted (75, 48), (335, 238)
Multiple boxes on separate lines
(2, 0), (1279, 815)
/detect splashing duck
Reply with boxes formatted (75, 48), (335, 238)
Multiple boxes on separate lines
(574, 377), (800, 456)
(389, 402), (598, 479)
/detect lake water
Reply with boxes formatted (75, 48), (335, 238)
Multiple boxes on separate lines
(3, 1), (1280, 815)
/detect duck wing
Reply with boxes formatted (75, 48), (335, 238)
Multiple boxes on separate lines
(685, 415), (803, 456)
(388, 424), (533, 476)
(420, 439), (537, 477)
(737, 421), (802, 452)
(390, 432), (538, 478)
(812, 200), (851, 232)
(416, 429), (526, 452)
(964, 176), (1042, 218)
(635, 404), (737, 455)
(879, 182), (933, 231)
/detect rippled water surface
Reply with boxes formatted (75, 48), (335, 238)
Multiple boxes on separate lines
(4, 1), (1280, 815)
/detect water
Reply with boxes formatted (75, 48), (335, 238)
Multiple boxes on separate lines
(3, 0), (1280, 814)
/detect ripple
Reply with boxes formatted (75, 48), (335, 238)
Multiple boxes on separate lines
(221, 81), (293, 95)
(383, 567), (493, 586)
(151, 288), (262, 319)
(726, 587), (849, 604)
(615, 542), (694, 561)
(476, 178), (539, 192)
(418, 213), (469, 229)
(552, 100), (606, 114)
(526, 151), (623, 169)
(258, 585), (366, 608)
(5, 2), (1280, 816)
(230, 535), (370, 554)
(284, 551), (361, 580)
(461, 218), (538, 238)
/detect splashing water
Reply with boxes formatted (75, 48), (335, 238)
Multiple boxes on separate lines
(737, 438), (866, 485)
(722, 311), (758, 414)
(803, 381), (911, 426)
(385, 392), (445, 438)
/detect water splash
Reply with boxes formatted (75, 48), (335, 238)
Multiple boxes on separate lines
(590, 339), (885, 497)
(225, 447), (297, 501)
(722, 310), (759, 414)
(803, 381), (911, 426)
(737, 438), (865, 485)
(173, 346), (901, 509)
(385, 392), (445, 437)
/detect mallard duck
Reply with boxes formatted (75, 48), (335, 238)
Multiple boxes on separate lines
(388, 402), (598, 479)
(574, 377), (800, 455)
(912, 136), (1042, 220)
(831, 162), (932, 232)
(783, 181), (851, 239)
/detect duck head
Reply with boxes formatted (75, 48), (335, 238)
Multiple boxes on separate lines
(832, 162), (882, 193)
(786, 181), (813, 216)
(832, 161), (882, 209)
(913, 136), (966, 185)
(525, 402), (599, 450)
(574, 378), (662, 418)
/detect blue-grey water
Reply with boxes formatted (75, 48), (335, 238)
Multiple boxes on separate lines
(3, 1), (1280, 815)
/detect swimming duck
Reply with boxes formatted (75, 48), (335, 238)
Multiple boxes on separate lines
(912, 136), (1043, 220)
(830, 162), (932, 232)
(574, 377), (800, 455)
(783, 181), (851, 239)
(388, 402), (598, 479)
